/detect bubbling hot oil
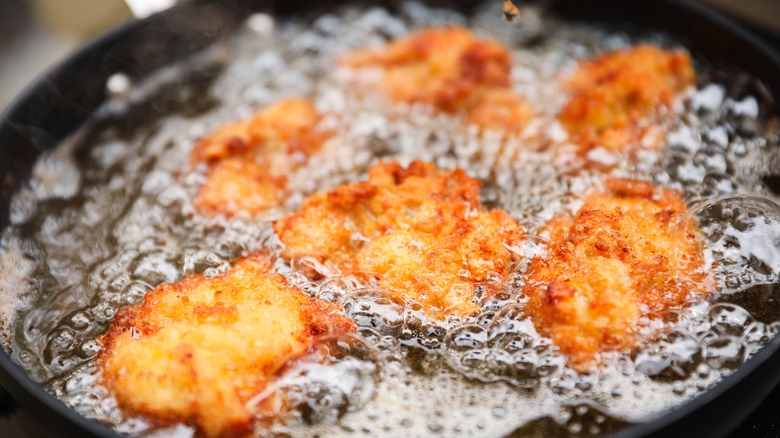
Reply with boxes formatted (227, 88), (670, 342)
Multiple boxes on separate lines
(2, 1), (780, 437)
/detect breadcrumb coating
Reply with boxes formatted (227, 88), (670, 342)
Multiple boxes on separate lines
(98, 253), (354, 437)
(274, 160), (525, 318)
(343, 26), (532, 133)
(191, 99), (330, 215)
(467, 89), (535, 134)
(523, 178), (708, 369)
(559, 44), (695, 154)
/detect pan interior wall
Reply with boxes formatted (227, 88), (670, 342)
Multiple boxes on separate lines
(1, 1), (779, 437)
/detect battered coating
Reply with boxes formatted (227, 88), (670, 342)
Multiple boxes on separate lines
(467, 89), (534, 135)
(98, 254), (355, 437)
(559, 44), (695, 154)
(523, 179), (707, 369)
(274, 160), (525, 318)
(191, 99), (330, 215)
(343, 26), (532, 133)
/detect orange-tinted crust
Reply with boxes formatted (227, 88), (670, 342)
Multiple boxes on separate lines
(467, 89), (534, 134)
(191, 99), (330, 215)
(343, 26), (532, 133)
(523, 178), (708, 370)
(559, 44), (695, 154)
(274, 161), (525, 318)
(97, 253), (354, 438)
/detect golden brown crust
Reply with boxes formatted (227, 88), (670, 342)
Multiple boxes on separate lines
(191, 99), (330, 215)
(559, 44), (695, 154)
(467, 89), (534, 134)
(342, 26), (532, 133)
(97, 253), (354, 438)
(274, 160), (525, 318)
(522, 178), (707, 370)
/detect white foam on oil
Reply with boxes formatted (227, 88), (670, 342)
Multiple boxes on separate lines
(1, 1), (780, 437)
(0, 232), (35, 347)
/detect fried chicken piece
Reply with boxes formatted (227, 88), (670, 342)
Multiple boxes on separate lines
(342, 26), (511, 112)
(342, 26), (532, 132)
(274, 161), (524, 318)
(191, 99), (330, 215)
(523, 178), (708, 369)
(98, 253), (355, 437)
(467, 89), (534, 134)
(559, 44), (695, 154)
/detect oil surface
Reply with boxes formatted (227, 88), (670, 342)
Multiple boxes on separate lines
(1, 2), (780, 437)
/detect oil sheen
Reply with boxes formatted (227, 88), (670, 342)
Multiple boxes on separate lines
(1, 2), (780, 437)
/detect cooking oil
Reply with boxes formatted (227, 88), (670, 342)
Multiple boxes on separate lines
(1, 1), (779, 437)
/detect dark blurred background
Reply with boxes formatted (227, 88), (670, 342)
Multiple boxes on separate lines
(0, 0), (172, 112)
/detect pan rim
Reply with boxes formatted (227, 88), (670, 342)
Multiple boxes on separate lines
(0, 1), (779, 437)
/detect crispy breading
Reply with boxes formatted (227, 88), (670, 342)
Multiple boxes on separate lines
(522, 178), (708, 370)
(342, 26), (511, 112)
(98, 253), (355, 438)
(559, 44), (695, 153)
(274, 161), (525, 318)
(342, 26), (532, 132)
(191, 99), (330, 215)
(467, 89), (534, 134)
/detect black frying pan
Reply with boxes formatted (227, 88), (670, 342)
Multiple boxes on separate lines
(1, 0), (779, 437)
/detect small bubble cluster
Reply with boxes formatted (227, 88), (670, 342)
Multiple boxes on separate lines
(630, 299), (774, 386)
(444, 305), (563, 388)
(250, 337), (380, 428)
(660, 83), (780, 202)
(0, 1), (778, 437)
(693, 195), (780, 293)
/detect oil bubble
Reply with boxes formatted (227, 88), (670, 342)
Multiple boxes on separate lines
(249, 336), (379, 428)
(693, 195), (780, 293)
(633, 330), (702, 380)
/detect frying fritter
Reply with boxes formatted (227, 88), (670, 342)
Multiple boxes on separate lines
(342, 26), (532, 133)
(191, 99), (330, 215)
(559, 44), (695, 154)
(522, 179), (708, 369)
(467, 89), (535, 135)
(98, 253), (355, 438)
(274, 160), (525, 318)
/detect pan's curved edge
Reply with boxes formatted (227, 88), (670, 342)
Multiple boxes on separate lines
(0, 0), (779, 437)
(0, 14), (143, 438)
(0, 0), (254, 230)
(0, 1), (256, 436)
(0, 353), (119, 437)
(551, 0), (780, 111)
(546, 0), (780, 436)
(612, 335), (780, 438)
